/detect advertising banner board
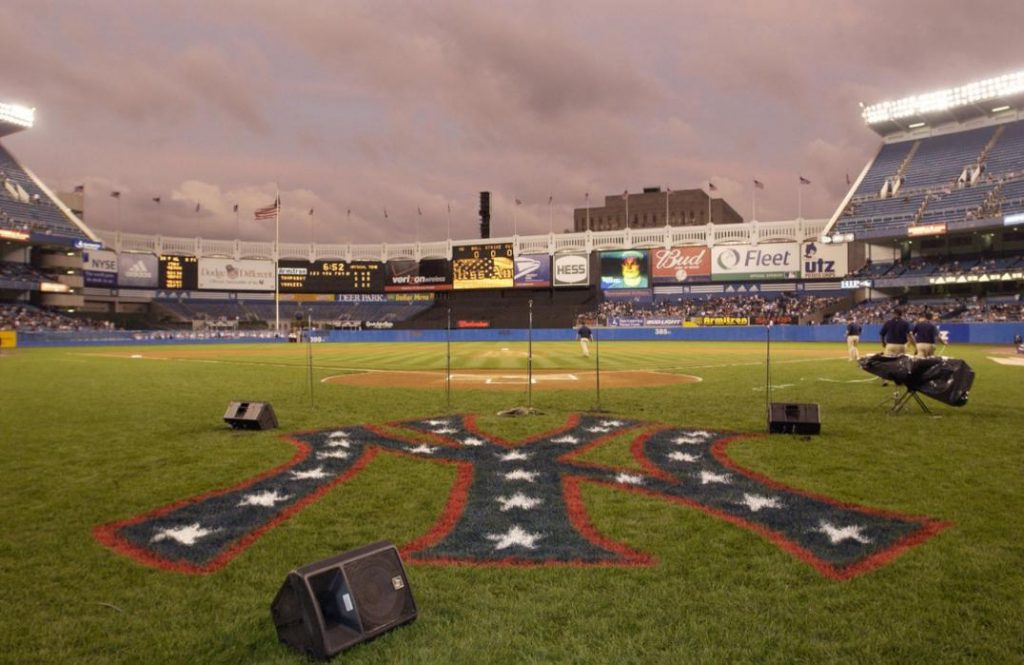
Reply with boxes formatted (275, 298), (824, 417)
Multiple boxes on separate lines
(711, 244), (800, 281)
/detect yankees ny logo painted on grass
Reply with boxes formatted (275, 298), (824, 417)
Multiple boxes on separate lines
(94, 414), (949, 579)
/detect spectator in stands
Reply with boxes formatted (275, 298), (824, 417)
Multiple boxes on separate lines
(910, 312), (940, 358)
(845, 318), (862, 361)
(880, 308), (911, 356)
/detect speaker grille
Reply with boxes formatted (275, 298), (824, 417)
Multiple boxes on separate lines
(346, 550), (410, 633)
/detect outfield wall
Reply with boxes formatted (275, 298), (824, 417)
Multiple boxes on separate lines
(15, 322), (1023, 346)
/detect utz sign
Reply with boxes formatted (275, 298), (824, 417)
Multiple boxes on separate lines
(651, 247), (711, 283)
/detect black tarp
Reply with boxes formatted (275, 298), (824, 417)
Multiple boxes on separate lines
(859, 354), (974, 407)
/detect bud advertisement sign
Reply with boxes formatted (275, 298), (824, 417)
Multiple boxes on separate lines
(82, 249), (118, 287)
(514, 254), (551, 288)
(552, 253), (590, 287)
(651, 246), (712, 283)
(711, 243), (800, 281)
(198, 258), (275, 291)
(800, 241), (848, 280)
(118, 253), (158, 288)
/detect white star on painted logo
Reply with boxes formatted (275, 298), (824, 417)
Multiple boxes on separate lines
(486, 525), (544, 550)
(599, 420), (624, 427)
(503, 469), (539, 482)
(816, 522), (872, 545)
(406, 444), (436, 455)
(498, 450), (530, 462)
(150, 523), (221, 546)
(700, 470), (732, 485)
(460, 437), (485, 447)
(291, 467), (329, 480)
(615, 473), (644, 486)
(432, 427), (458, 435)
(550, 435), (579, 444)
(740, 493), (782, 512)
(495, 492), (544, 511)
(668, 451), (700, 463)
(585, 426), (611, 433)
(237, 490), (291, 508)
(425, 419), (450, 426)
(316, 450), (350, 460)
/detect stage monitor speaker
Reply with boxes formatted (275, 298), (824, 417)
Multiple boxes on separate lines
(271, 540), (417, 660)
(769, 402), (821, 435)
(223, 401), (278, 430)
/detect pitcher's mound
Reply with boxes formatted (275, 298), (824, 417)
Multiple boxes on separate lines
(322, 369), (701, 390)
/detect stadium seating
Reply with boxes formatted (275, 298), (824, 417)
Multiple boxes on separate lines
(0, 143), (88, 241)
(837, 120), (1024, 237)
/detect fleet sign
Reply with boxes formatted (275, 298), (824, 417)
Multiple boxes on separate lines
(711, 243), (800, 281)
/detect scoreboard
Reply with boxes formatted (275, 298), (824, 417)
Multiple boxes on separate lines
(278, 260), (385, 293)
(452, 242), (514, 290)
(159, 255), (198, 290)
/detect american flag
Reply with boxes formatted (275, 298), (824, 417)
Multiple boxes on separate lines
(708, 182), (717, 192)
(754, 179), (765, 190)
(799, 176), (811, 185)
(254, 198), (279, 220)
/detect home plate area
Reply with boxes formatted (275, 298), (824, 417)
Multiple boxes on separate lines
(94, 414), (948, 580)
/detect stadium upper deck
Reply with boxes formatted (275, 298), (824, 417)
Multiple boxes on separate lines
(0, 102), (97, 246)
(825, 70), (1024, 242)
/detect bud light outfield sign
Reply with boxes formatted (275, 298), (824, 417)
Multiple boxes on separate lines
(651, 246), (711, 283)
(711, 243), (800, 281)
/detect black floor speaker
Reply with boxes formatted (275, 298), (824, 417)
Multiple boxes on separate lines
(271, 540), (417, 660)
(223, 401), (277, 430)
(769, 402), (821, 435)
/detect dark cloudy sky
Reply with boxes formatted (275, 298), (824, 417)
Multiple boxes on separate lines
(2, 0), (1022, 244)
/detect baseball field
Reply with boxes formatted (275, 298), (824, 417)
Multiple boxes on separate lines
(2, 339), (1022, 663)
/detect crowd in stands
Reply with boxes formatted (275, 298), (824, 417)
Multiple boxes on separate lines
(828, 296), (1024, 324)
(0, 261), (54, 282)
(588, 294), (845, 323)
(851, 253), (1024, 280)
(0, 304), (117, 332)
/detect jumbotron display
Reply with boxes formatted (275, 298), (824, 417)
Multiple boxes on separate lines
(278, 260), (385, 293)
(452, 242), (514, 290)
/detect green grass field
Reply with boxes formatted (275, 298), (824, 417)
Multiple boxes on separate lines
(2, 340), (1022, 663)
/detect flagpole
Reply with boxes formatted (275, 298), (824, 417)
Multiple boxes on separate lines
(514, 200), (519, 236)
(547, 196), (553, 235)
(665, 188), (670, 226)
(752, 187), (757, 222)
(585, 192), (590, 231)
(798, 181), (803, 220)
(274, 185), (280, 335)
(446, 201), (451, 240)
(625, 192), (630, 229)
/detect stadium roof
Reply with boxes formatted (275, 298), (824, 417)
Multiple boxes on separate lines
(0, 101), (35, 138)
(862, 70), (1024, 137)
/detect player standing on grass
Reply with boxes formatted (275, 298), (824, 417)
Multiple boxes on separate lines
(880, 308), (911, 356)
(576, 321), (592, 358)
(845, 318), (862, 361)
(910, 311), (940, 358)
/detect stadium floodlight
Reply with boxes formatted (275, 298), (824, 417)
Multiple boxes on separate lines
(908, 122), (926, 129)
(0, 102), (35, 128)
(862, 70), (1024, 125)
(991, 105), (1011, 113)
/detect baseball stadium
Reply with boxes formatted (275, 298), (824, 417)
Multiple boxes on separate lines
(3, 51), (1024, 665)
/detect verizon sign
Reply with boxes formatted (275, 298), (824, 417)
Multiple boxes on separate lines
(552, 253), (589, 287)
(651, 246), (711, 283)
